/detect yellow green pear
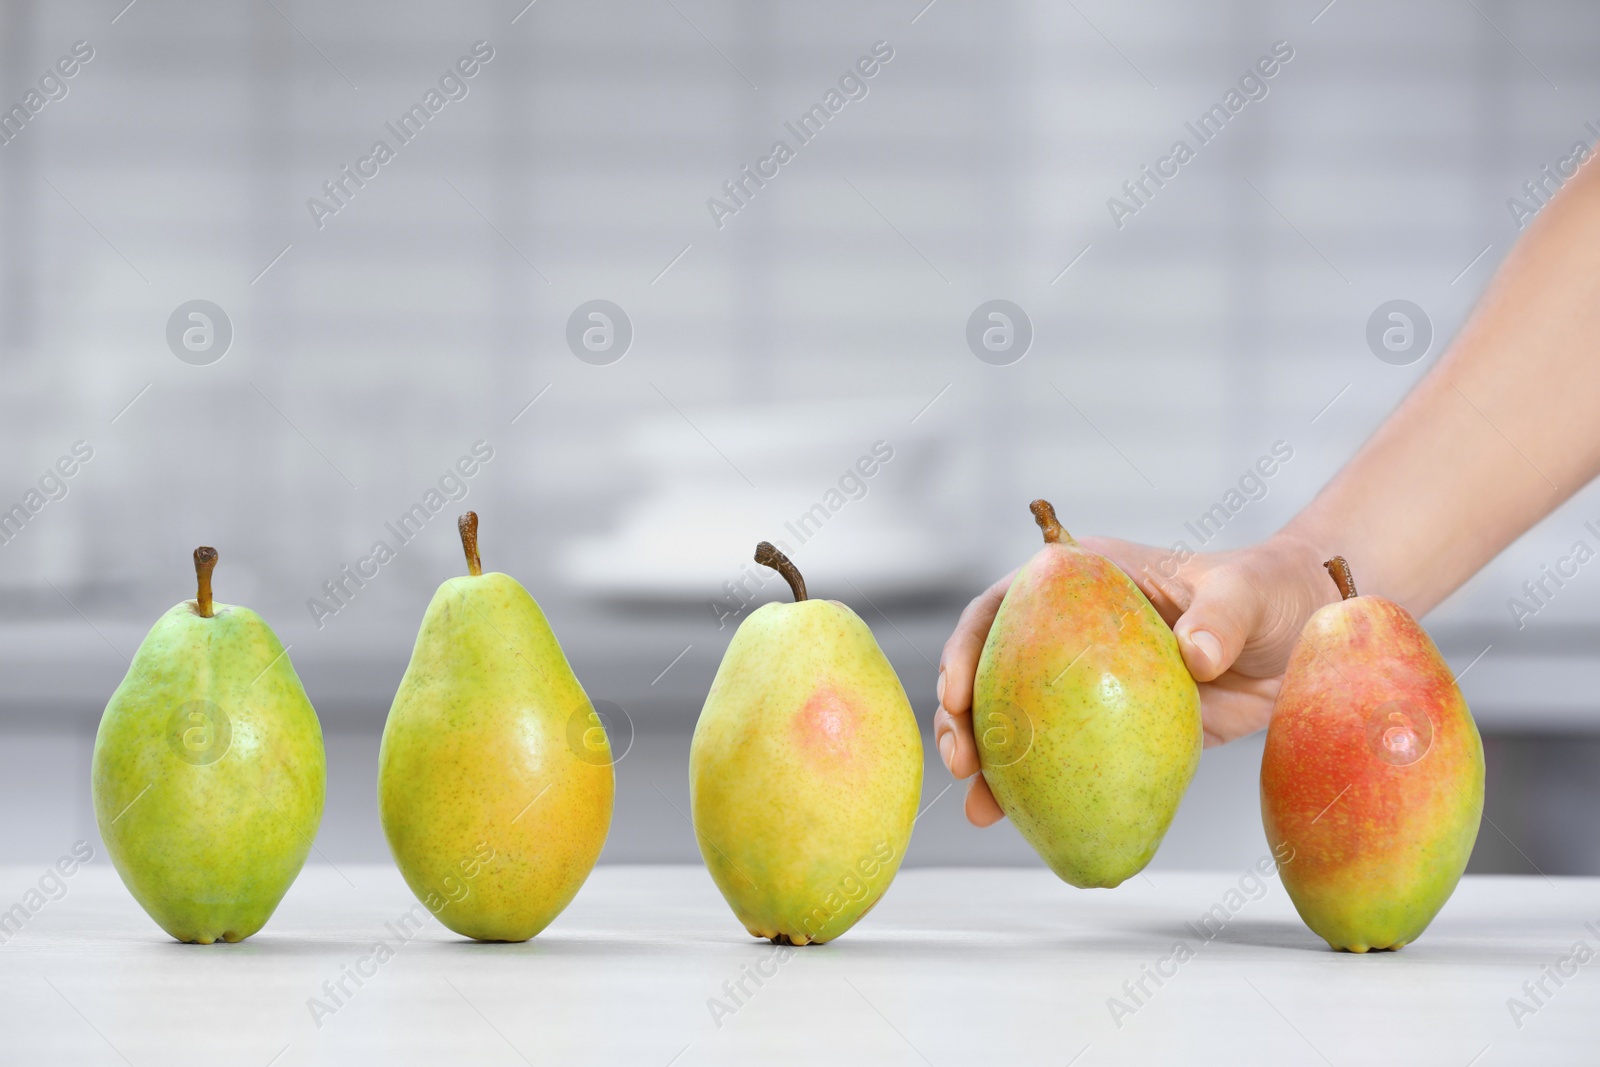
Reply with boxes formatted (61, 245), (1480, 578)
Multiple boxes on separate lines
(974, 500), (1201, 887)
(92, 547), (326, 944)
(378, 512), (613, 941)
(691, 542), (922, 945)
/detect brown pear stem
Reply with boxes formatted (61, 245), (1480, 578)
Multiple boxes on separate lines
(1030, 499), (1073, 544)
(754, 541), (807, 602)
(1324, 557), (1358, 600)
(459, 512), (483, 577)
(193, 547), (217, 618)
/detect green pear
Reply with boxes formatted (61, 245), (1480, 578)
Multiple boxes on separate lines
(691, 542), (922, 945)
(92, 547), (326, 944)
(974, 500), (1201, 887)
(378, 512), (613, 942)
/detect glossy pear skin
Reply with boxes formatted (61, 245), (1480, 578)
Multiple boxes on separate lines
(379, 573), (613, 942)
(691, 600), (922, 945)
(1261, 596), (1483, 951)
(974, 542), (1201, 887)
(92, 601), (326, 944)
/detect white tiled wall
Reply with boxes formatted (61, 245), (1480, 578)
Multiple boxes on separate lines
(2, 0), (1599, 864)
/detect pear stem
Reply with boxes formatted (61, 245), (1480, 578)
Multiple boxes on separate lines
(459, 512), (483, 577)
(1324, 556), (1358, 600)
(193, 547), (217, 618)
(1030, 499), (1073, 544)
(754, 541), (807, 602)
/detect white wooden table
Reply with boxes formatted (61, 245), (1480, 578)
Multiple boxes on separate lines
(0, 864), (1591, 1065)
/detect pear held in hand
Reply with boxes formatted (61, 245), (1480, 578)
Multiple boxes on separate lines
(1261, 557), (1484, 952)
(690, 542), (922, 945)
(379, 512), (613, 942)
(974, 500), (1201, 887)
(92, 547), (326, 944)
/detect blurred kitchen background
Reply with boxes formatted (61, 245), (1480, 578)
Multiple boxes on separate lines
(1, 0), (1597, 875)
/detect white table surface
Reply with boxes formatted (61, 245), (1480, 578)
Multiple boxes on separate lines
(0, 863), (1592, 1066)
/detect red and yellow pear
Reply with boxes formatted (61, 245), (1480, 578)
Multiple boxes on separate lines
(1261, 557), (1484, 951)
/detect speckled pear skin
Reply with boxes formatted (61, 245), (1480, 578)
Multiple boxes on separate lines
(378, 571), (613, 942)
(974, 507), (1201, 888)
(92, 600), (326, 944)
(1261, 581), (1483, 952)
(690, 598), (922, 945)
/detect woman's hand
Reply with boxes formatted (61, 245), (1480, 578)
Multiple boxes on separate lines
(931, 531), (1337, 826)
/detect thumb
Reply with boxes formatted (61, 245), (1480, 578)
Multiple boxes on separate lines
(1170, 566), (1263, 683)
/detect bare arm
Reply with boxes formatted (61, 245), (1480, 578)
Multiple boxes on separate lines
(1288, 158), (1600, 615)
(936, 158), (1600, 826)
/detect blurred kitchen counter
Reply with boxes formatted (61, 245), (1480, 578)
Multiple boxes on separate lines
(0, 864), (1592, 1065)
(2, 611), (1600, 734)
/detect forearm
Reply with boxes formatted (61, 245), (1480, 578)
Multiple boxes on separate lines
(1284, 159), (1600, 616)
